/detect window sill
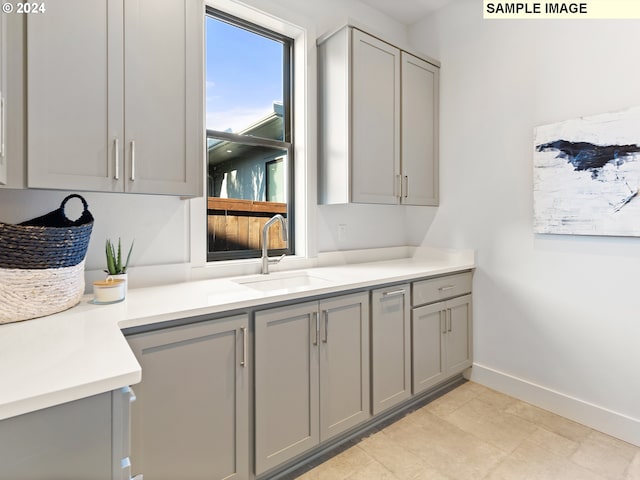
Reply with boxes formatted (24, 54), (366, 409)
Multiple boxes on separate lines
(190, 253), (318, 282)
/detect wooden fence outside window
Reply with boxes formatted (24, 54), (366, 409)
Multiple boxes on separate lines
(207, 197), (287, 252)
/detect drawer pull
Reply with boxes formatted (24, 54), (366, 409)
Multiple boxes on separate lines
(439, 285), (456, 292)
(383, 289), (406, 297)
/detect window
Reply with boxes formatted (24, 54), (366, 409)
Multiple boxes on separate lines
(205, 7), (294, 261)
(266, 158), (284, 203)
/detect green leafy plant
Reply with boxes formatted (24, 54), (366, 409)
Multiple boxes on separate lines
(105, 238), (134, 275)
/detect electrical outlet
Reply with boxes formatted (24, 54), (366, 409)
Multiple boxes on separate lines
(338, 224), (347, 242)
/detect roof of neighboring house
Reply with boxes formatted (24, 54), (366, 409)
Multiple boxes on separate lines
(208, 102), (284, 166)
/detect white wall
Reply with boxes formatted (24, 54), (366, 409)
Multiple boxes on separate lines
(0, 189), (190, 270)
(409, 0), (640, 444)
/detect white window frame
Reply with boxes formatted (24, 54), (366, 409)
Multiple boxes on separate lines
(190, 0), (316, 275)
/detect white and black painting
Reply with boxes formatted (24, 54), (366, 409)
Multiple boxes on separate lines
(533, 106), (640, 236)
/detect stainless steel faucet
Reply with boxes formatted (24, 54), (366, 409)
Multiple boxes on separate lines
(261, 214), (288, 274)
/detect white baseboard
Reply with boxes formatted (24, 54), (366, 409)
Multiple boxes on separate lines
(470, 363), (640, 447)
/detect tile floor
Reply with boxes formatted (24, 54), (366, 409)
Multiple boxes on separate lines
(293, 382), (640, 480)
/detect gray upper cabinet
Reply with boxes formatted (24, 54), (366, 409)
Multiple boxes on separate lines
(127, 315), (250, 480)
(350, 29), (401, 204)
(401, 52), (439, 206)
(255, 292), (370, 476)
(26, 0), (202, 196)
(27, 0), (119, 192)
(318, 26), (439, 206)
(122, 0), (202, 195)
(371, 284), (411, 415)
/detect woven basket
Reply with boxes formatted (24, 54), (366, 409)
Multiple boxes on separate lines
(0, 194), (94, 324)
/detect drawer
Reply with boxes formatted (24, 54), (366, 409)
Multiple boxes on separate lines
(412, 272), (472, 307)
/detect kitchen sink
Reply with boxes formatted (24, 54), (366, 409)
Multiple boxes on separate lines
(233, 272), (335, 293)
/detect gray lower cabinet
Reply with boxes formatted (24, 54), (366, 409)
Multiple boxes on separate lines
(0, 11), (6, 185)
(412, 273), (473, 395)
(319, 294), (371, 440)
(255, 292), (370, 476)
(371, 284), (411, 415)
(445, 295), (473, 375)
(411, 301), (447, 392)
(0, 388), (134, 480)
(254, 301), (319, 476)
(127, 314), (249, 480)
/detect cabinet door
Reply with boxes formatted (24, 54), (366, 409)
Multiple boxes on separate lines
(27, 0), (124, 191)
(412, 302), (446, 394)
(445, 294), (473, 375)
(371, 284), (411, 415)
(319, 292), (370, 441)
(123, 0), (202, 195)
(0, 11), (6, 185)
(255, 301), (320, 475)
(0, 392), (113, 479)
(401, 52), (439, 206)
(128, 315), (250, 480)
(351, 29), (400, 204)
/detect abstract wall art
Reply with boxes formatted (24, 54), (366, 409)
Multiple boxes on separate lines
(533, 106), (640, 236)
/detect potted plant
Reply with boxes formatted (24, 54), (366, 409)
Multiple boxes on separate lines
(105, 238), (134, 291)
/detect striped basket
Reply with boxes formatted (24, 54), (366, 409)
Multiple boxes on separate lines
(0, 194), (94, 324)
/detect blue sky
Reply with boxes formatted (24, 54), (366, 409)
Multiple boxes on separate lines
(206, 16), (284, 133)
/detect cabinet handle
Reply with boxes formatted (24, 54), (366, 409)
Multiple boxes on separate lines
(240, 327), (247, 367)
(121, 456), (132, 480)
(114, 138), (120, 180)
(447, 310), (452, 333)
(382, 289), (406, 297)
(312, 312), (319, 346)
(404, 175), (409, 198)
(122, 386), (137, 403)
(322, 310), (328, 343)
(439, 285), (455, 292)
(130, 140), (136, 181)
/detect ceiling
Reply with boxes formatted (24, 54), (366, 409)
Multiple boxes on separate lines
(357, 0), (453, 25)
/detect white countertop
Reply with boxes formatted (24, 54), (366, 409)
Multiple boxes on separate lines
(0, 250), (474, 421)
